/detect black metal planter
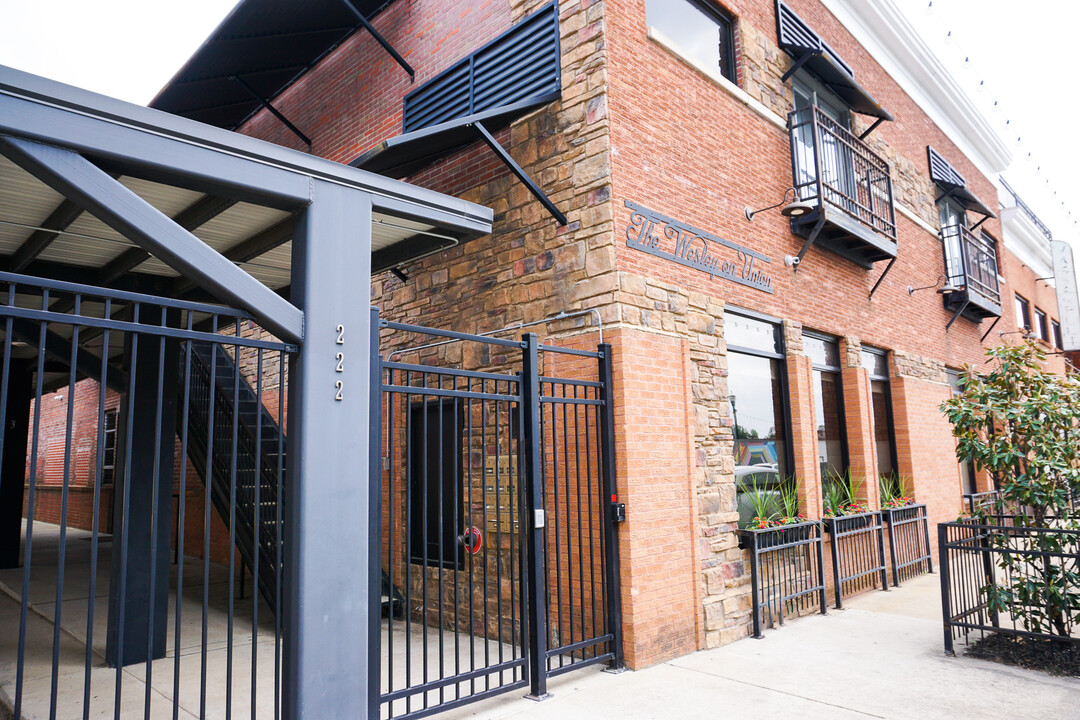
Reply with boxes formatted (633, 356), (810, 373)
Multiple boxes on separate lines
(739, 520), (827, 638)
(882, 504), (933, 586)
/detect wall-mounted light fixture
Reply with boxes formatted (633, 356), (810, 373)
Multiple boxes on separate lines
(744, 187), (814, 222)
(907, 275), (960, 296)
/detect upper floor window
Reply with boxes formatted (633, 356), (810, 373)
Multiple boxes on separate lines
(1053, 320), (1064, 350)
(1015, 294), (1032, 331)
(647, 0), (737, 83)
(1035, 308), (1050, 343)
(939, 196), (968, 285)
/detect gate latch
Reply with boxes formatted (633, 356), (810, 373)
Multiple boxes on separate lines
(611, 502), (626, 523)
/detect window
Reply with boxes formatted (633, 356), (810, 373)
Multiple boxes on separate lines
(861, 349), (896, 483)
(1053, 320), (1063, 350)
(792, 74), (853, 201)
(939, 196), (967, 288)
(408, 399), (465, 569)
(728, 312), (792, 525)
(1015, 294), (1032, 330)
(947, 369), (977, 496)
(647, 0), (737, 83)
(1035, 308), (1050, 343)
(101, 409), (117, 485)
(804, 332), (847, 482)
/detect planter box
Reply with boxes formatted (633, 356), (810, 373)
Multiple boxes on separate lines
(738, 519), (819, 550)
(822, 510), (879, 534)
(882, 503), (926, 524)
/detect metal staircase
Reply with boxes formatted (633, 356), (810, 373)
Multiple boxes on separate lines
(182, 341), (402, 618)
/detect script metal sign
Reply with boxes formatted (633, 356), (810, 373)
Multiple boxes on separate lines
(624, 200), (774, 293)
(1052, 240), (1080, 351)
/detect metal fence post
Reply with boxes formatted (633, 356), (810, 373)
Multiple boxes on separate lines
(597, 342), (625, 669)
(828, 520), (843, 609)
(815, 523), (828, 615)
(747, 534), (763, 638)
(886, 510), (900, 587)
(875, 513), (889, 591)
(922, 509), (935, 574)
(367, 306), (383, 719)
(938, 523), (954, 655)
(521, 333), (550, 700)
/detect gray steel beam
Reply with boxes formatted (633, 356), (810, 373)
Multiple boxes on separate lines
(284, 180), (372, 719)
(0, 91), (311, 210)
(0, 137), (304, 344)
(8, 319), (128, 392)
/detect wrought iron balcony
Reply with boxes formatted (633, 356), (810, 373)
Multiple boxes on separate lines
(788, 106), (897, 268)
(941, 223), (1002, 319)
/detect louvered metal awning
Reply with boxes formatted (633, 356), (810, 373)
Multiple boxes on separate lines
(928, 146), (997, 218)
(775, 1), (892, 122)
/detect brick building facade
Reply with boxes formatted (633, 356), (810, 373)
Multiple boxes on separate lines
(21, 0), (1072, 673)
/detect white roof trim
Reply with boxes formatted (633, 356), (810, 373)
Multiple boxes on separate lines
(1001, 206), (1054, 281)
(820, 0), (1012, 179)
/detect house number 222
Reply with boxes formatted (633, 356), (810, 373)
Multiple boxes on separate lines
(334, 324), (345, 400)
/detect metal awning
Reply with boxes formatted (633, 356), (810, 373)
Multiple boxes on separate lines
(351, 97), (556, 179)
(149, 0), (398, 129)
(928, 146), (997, 219)
(776, 1), (892, 122)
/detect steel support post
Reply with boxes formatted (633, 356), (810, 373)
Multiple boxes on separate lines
(597, 342), (624, 669)
(367, 305), (383, 720)
(0, 360), (33, 569)
(284, 180), (373, 719)
(521, 333), (550, 700)
(106, 316), (179, 667)
(938, 524), (954, 655)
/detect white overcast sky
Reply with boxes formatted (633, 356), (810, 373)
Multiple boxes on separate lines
(0, 0), (1076, 246)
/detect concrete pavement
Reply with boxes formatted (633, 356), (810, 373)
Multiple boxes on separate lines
(435, 574), (1079, 720)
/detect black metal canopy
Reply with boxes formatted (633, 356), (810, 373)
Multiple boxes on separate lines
(776, 1), (892, 122)
(928, 146), (996, 218)
(150, 0), (395, 129)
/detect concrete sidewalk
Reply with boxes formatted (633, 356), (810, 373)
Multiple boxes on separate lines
(438, 574), (1079, 720)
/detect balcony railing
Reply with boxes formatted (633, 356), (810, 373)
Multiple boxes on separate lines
(789, 105), (896, 242)
(942, 224), (1001, 305)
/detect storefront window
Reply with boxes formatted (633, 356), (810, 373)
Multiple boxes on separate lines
(805, 333), (847, 483)
(862, 348), (897, 485)
(728, 312), (791, 525)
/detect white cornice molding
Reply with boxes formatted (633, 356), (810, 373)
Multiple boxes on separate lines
(821, 0), (1012, 180)
(1001, 207), (1054, 280)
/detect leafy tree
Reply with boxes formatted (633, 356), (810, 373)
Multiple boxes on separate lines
(941, 341), (1080, 637)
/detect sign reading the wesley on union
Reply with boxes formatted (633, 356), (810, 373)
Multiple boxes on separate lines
(623, 200), (774, 293)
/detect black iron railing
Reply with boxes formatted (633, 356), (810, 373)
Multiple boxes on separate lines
(939, 521), (1080, 655)
(883, 504), (933, 586)
(942, 224), (1001, 305)
(1000, 177), (1053, 241)
(789, 105), (896, 241)
(824, 511), (889, 608)
(739, 521), (827, 637)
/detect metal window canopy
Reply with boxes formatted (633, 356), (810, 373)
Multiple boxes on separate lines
(775, 1), (892, 133)
(355, 1), (565, 226)
(149, 0), (406, 130)
(928, 146), (996, 220)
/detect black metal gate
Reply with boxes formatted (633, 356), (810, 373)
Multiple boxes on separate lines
(0, 272), (291, 719)
(373, 317), (623, 719)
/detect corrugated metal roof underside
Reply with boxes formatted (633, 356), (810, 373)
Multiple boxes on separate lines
(149, 0), (395, 129)
(0, 155), (438, 292)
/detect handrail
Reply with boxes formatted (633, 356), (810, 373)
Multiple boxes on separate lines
(788, 105), (896, 241)
(942, 224), (1001, 304)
